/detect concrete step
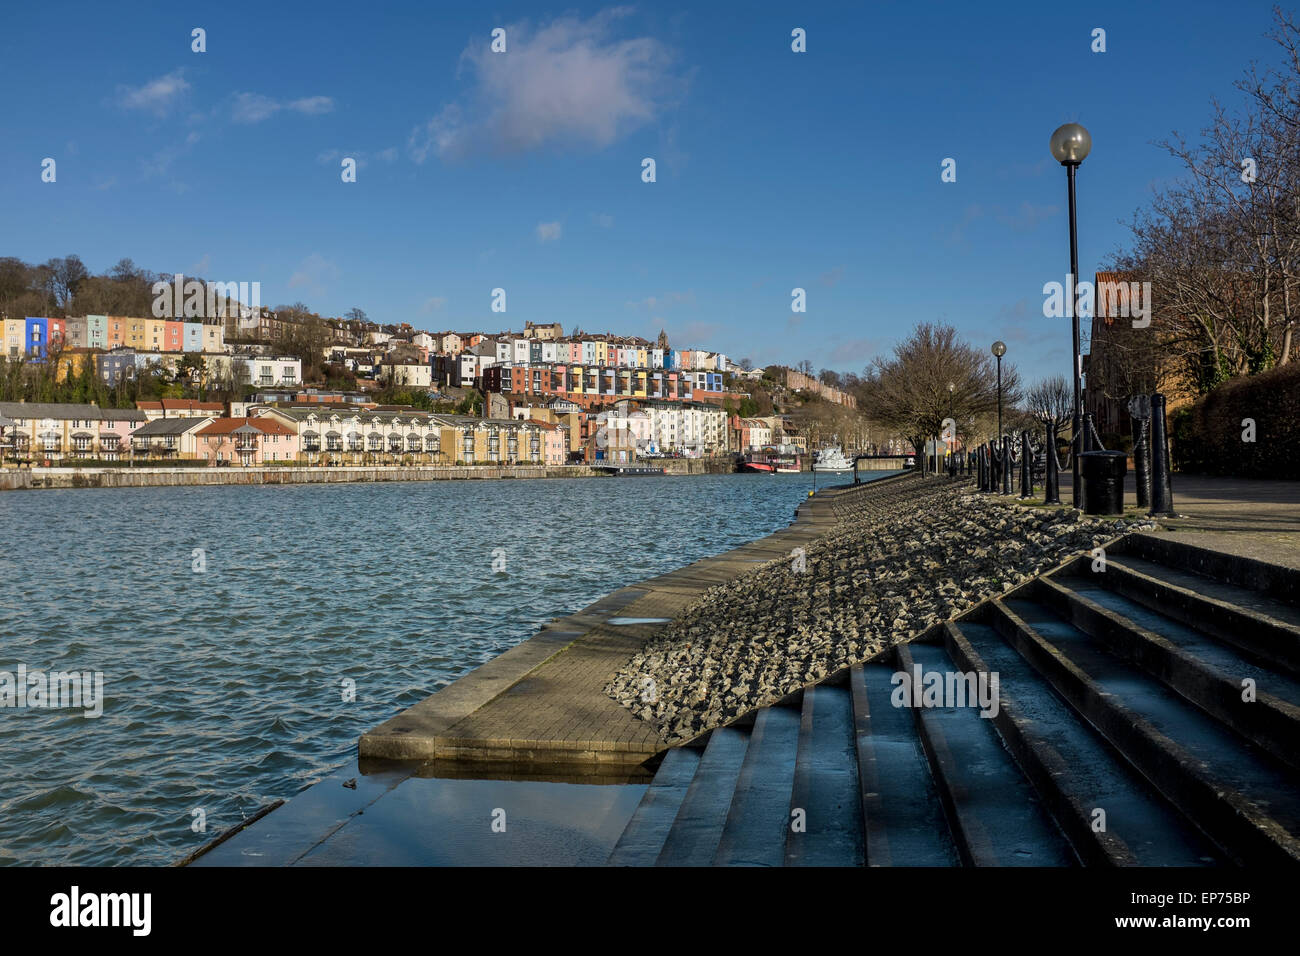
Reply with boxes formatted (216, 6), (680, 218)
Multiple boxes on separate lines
(944, 618), (1221, 865)
(899, 641), (1078, 866)
(1043, 574), (1300, 771)
(850, 658), (959, 866)
(655, 727), (749, 866)
(995, 595), (1300, 865)
(1097, 553), (1300, 677)
(607, 746), (701, 866)
(784, 683), (865, 866)
(713, 704), (802, 866)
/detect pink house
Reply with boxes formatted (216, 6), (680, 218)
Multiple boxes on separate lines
(528, 419), (569, 465)
(98, 408), (145, 459)
(163, 320), (184, 352)
(195, 417), (300, 466)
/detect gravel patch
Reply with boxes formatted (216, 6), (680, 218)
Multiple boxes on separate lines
(607, 475), (1156, 744)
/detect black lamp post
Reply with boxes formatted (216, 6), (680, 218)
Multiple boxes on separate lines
(1050, 122), (1092, 507)
(991, 341), (1006, 441)
(947, 381), (955, 476)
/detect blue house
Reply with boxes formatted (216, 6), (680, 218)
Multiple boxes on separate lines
(24, 317), (48, 360)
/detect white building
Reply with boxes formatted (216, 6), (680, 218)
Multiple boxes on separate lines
(380, 362), (433, 388)
(208, 355), (302, 388)
(640, 400), (729, 456)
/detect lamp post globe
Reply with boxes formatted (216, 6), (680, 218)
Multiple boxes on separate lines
(1049, 123), (1092, 166)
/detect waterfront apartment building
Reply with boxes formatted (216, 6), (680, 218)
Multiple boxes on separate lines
(130, 417), (216, 461)
(0, 402), (145, 460)
(525, 419), (569, 465)
(639, 399), (730, 457)
(194, 416), (299, 465)
(256, 406), (548, 466)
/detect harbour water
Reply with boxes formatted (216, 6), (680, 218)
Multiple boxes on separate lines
(0, 472), (861, 866)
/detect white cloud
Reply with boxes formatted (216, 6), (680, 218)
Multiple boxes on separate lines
(536, 221), (563, 242)
(422, 296), (447, 313)
(233, 92), (334, 124)
(117, 70), (191, 116)
(410, 9), (682, 162)
(593, 213), (615, 228)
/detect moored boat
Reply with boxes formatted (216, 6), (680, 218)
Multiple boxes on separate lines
(812, 445), (853, 472)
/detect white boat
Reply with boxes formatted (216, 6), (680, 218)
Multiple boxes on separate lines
(813, 445), (853, 472)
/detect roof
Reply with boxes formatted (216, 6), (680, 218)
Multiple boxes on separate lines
(132, 417), (214, 436)
(196, 417), (296, 437)
(0, 402), (141, 421)
(136, 399), (224, 412)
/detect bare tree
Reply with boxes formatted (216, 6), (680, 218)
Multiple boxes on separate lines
(859, 323), (1021, 462)
(1025, 376), (1072, 429)
(1116, 8), (1300, 393)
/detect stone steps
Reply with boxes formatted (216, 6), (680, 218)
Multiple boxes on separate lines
(607, 533), (1300, 865)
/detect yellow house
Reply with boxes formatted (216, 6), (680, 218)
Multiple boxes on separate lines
(143, 317), (167, 352)
(125, 317), (148, 350)
(2, 318), (26, 359)
(594, 340), (608, 365)
(54, 348), (102, 383)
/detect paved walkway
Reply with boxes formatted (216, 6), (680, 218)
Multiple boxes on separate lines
(1062, 472), (1300, 565)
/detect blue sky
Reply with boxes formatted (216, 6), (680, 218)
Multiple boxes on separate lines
(1, 0), (1290, 379)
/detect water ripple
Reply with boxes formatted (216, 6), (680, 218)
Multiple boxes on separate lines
(0, 473), (816, 864)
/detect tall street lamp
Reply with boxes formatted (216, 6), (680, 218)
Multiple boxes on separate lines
(947, 381), (956, 476)
(1050, 122), (1092, 507)
(991, 341), (1006, 440)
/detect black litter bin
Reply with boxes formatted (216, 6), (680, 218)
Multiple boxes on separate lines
(1080, 450), (1127, 515)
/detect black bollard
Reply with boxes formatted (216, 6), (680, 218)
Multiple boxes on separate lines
(1044, 422), (1061, 504)
(1133, 417), (1151, 510)
(999, 436), (1010, 494)
(1149, 393), (1175, 516)
(1083, 412), (1095, 453)
(1019, 430), (1032, 498)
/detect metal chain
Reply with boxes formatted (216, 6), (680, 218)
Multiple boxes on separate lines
(1088, 418), (1107, 451)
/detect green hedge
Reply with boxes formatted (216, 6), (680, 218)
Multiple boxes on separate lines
(1172, 362), (1300, 479)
